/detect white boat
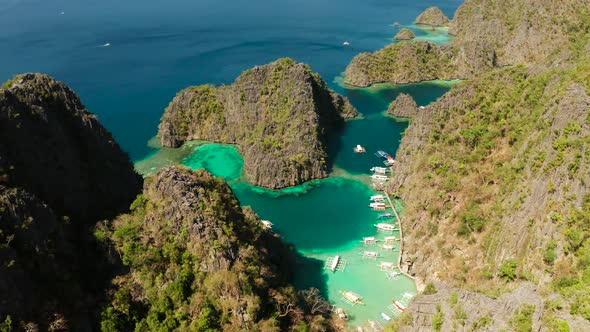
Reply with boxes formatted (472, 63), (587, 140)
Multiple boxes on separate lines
(369, 202), (387, 208)
(371, 167), (389, 174)
(330, 255), (340, 272)
(363, 236), (376, 244)
(343, 41), (350, 46)
(261, 220), (273, 229)
(381, 244), (395, 251)
(384, 236), (398, 242)
(375, 223), (397, 232)
(381, 312), (391, 321)
(354, 144), (366, 153)
(340, 291), (364, 305)
(370, 195), (386, 201)
(392, 299), (406, 312)
(363, 251), (379, 259)
(371, 174), (388, 182)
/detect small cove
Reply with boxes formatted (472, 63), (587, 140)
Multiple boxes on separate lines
(137, 79), (454, 327)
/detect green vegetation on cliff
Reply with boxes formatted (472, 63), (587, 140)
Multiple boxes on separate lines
(159, 58), (357, 189)
(343, 41), (455, 87)
(99, 166), (334, 331)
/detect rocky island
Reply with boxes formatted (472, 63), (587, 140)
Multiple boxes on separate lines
(414, 6), (449, 28)
(159, 58), (357, 189)
(394, 28), (415, 40)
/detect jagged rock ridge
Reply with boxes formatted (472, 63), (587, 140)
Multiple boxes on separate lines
(159, 58), (357, 189)
(100, 166), (335, 330)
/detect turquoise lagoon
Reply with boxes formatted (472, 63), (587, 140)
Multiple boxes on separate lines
(1, 0), (462, 328)
(136, 80), (454, 327)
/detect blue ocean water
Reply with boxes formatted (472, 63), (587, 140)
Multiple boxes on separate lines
(1, 0), (462, 327)
(0, 0), (460, 160)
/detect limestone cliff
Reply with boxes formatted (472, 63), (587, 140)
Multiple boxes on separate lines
(0, 74), (143, 330)
(387, 93), (418, 118)
(387, 62), (590, 330)
(394, 28), (415, 40)
(100, 166), (335, 331)
(343, 41), (456, 87)
(344, 0), (588, 87)
(159, 58), (357, 189)
(414, 7), (449, 28)
(0, 73), (142, 223)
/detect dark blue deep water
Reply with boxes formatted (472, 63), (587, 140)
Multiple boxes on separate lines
(0, 0), (461, 160)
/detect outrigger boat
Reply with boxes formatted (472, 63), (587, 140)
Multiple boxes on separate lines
(363, 251), (379, 259)
(340, 291), (365, 305)
(362, 236), (376, 245)
(369, 202), (387, 209)
(375, 150), (389, 158)
(375, 223), (397, 232)
(370, 195), (386, 201)
(377, 213), (393, 220)
(381, 313), (392, 321)
(370, 166), (389, 174)
(384, 236), (399, 242)
(392, 299), (406, 312)
(354, 144), (366, 153)
(371, 174), (388, 182)
(381, 244), (395, 251)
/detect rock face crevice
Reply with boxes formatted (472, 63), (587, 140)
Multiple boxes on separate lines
(159, 58), (357, 189)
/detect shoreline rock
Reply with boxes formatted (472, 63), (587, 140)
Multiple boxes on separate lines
(159, 58), (358, 189)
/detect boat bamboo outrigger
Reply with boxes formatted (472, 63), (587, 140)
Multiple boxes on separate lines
(381, 244), (395, 251)
(374, 150), (388, 158)
(377, 213), (393, 220)
(362, 236), (376, 245)
(370, 166), (389, 174)
(375, 223), (397, 232)
(340, 291), (365, 305)
(369, 202), (387, 209)
(392, 299), (406, 312)
(381, 313), (391, 321)
(370, 195), (386, 201)
(384, 236), (399, 242)
(363, 251), (379, 259)
(354, 144), (366, 153)
(325, 255), (347, 272)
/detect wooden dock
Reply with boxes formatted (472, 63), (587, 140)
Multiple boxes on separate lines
(383, 191), (414, 280)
